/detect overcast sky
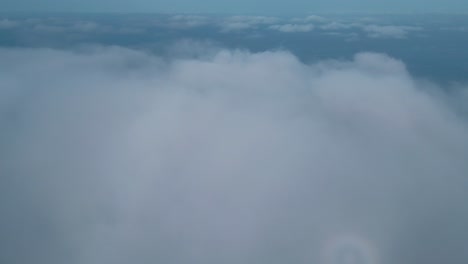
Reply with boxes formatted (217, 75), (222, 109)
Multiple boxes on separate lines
(1, 0), (468, 13)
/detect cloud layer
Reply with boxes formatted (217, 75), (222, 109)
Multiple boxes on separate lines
(363, 25), (422, 39)
(1, 46), (468, 264)
(270, 24), (315, 32)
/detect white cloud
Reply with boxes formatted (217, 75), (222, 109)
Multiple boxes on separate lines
(363, 25), (422, 39)
(270, 23), (315, 32)
(1, 46), (467, 264)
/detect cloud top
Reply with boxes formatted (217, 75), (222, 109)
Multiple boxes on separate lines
(0, 46), (467, 264)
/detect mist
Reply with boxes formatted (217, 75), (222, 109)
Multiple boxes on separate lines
(1, 46), (468, 264)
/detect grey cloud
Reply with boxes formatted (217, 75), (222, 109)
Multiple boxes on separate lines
(219, 16), (279, 32)
(304, 15), (327, 22)
(219, 21), (252, 32)
(1, 46), (468, 264)
(440, 26), (468, 32)
(324, 32), (360, 42)
(225, 16), (279, 25)
(320, 22), (359, 30)
(291, 15), (327, 24)
(168, 15), (210, 28)
(70, 21), (115, 33)
(316, 21), (423, 39)
(4, 16), (146, 36)
(30, 20), (112, 33)
(0, 18), (19, 29)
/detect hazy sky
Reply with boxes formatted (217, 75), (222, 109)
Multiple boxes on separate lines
(1, 0), (468, 13)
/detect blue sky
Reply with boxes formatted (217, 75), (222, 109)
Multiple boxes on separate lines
(1, 0), (468, 13)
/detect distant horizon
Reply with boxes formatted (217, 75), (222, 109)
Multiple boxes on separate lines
(2, 0), (468, 15)
(2, 10), (468, 16)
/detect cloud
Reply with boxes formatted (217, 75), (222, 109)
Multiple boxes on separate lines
(0, 19), (19, 29)
(363, 25), (422, 39)
(440, 26), (468, 32)
(291, 15), (327, 23)
(71, 21), (114, 33)
(32, 23), (66, 33)
(313, 18), (425, 40)
(220, 16), (279, 32)
(168, 15), (210, 28)
(11, 17), (146, 37)
(305, 15), (327, 22)
(324, 31), (360, 41)
(1, 46), (468, 264)
(270, 23), (315, 33)
(320, 21), (358, 30)
(226, 16), (279, 25)
(219, 21), (252, 32)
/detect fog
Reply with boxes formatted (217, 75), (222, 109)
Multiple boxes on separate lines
(1, 46), (467, 264)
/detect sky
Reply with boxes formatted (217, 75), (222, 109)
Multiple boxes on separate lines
(1, 0), (468, 13)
